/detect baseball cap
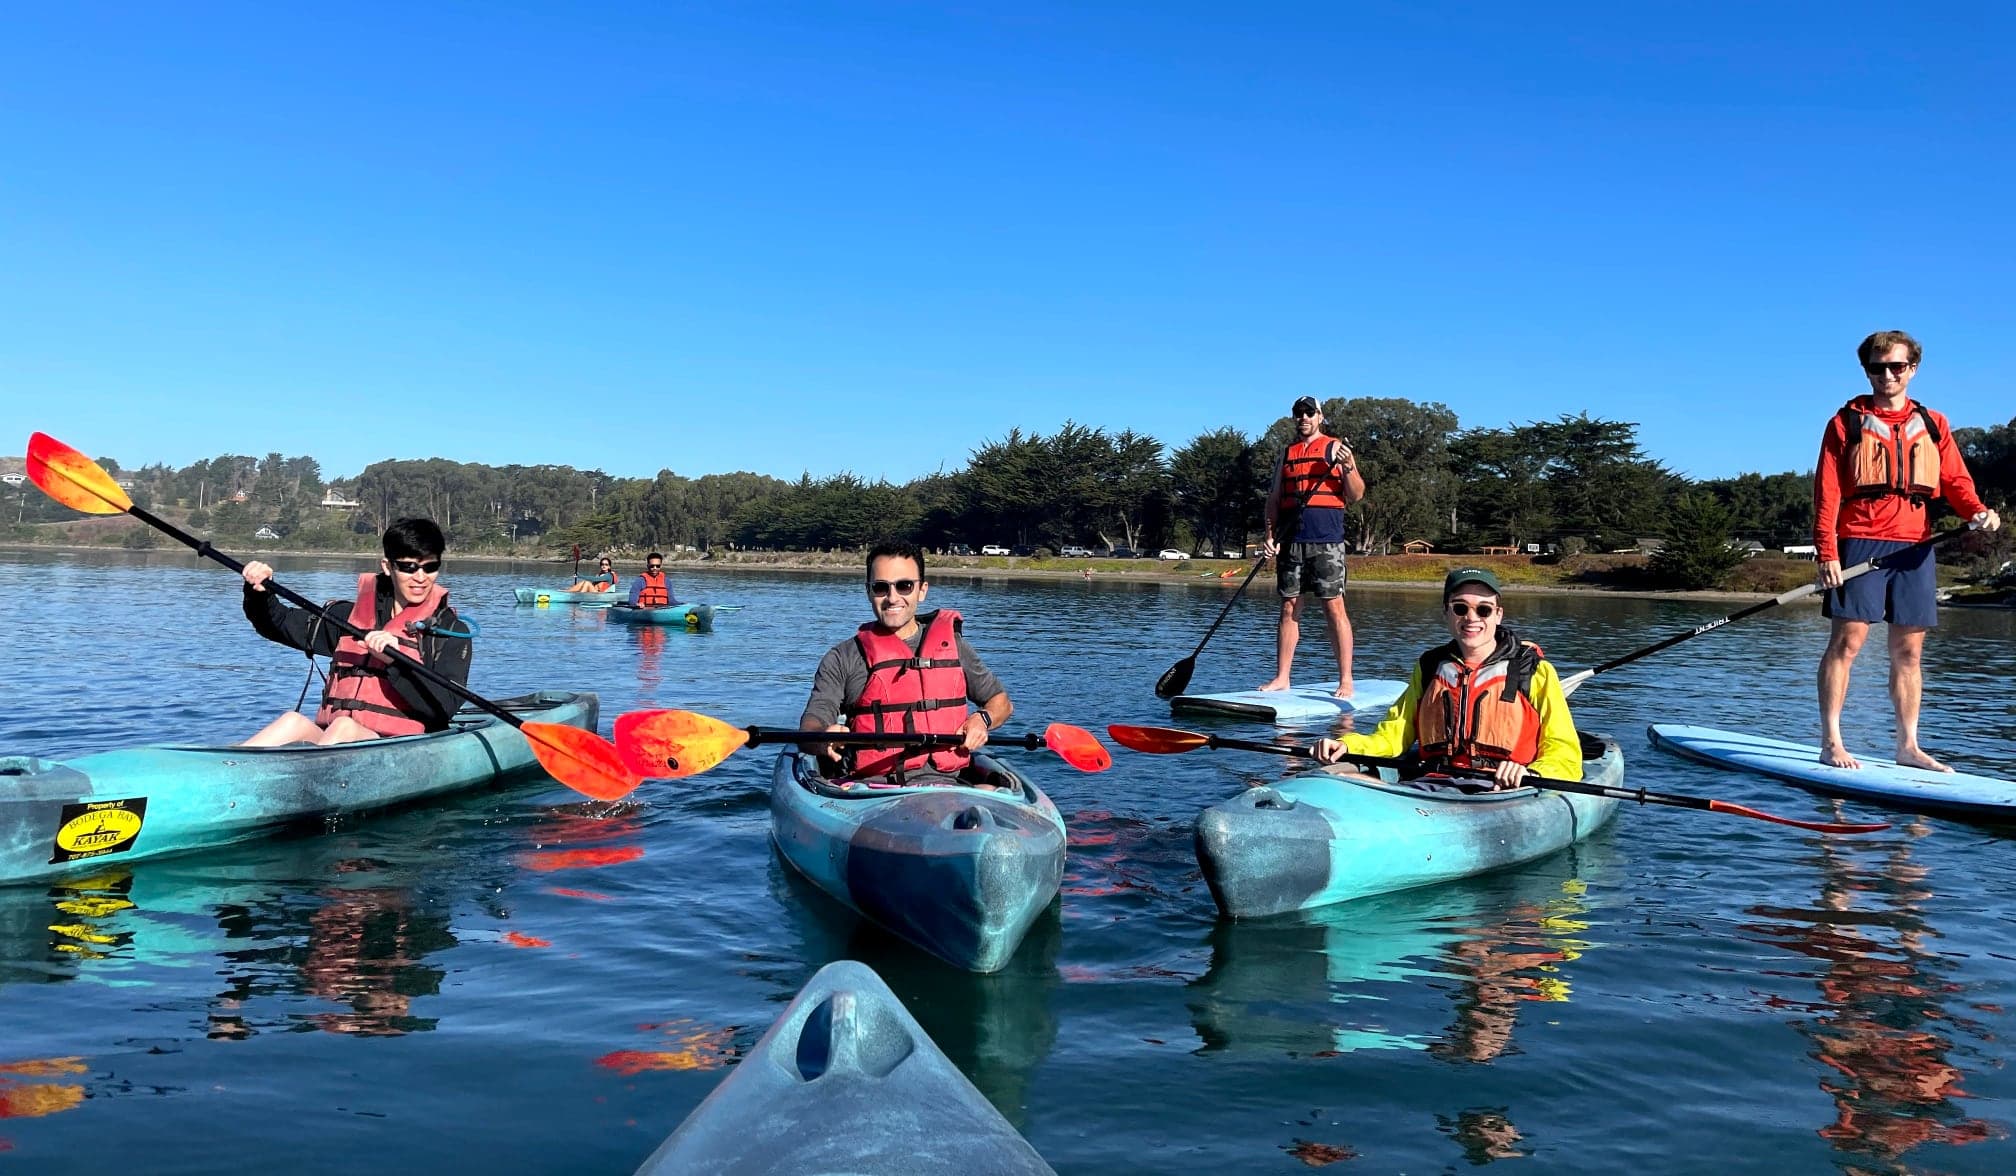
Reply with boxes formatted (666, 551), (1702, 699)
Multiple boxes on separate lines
(1291, 395), (1320, 415)
(1442, 567), (1501, 600)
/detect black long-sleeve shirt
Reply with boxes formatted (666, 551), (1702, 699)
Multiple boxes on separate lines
(243, 577), (473, 731)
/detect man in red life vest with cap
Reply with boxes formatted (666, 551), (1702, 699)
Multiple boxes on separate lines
(797, 539), (1012, 786)
(1259, 395), (1366, 698)
(1813, 330), (2001, 771)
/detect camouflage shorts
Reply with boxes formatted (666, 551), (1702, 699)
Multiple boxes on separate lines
(1277, 542), (1348, 599)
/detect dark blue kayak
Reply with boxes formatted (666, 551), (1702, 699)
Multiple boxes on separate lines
(635, 959), (1055, 1174)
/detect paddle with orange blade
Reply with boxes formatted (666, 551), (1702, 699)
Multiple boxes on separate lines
(24, 432), (640, 802)
(1106, 723), (1891, 835)
(614, 709), (1113, 779)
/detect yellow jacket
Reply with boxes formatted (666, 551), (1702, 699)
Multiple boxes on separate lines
(1342, 655), (1583, 782)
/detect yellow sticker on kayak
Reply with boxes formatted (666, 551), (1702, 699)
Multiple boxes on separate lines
(49, 798), (147, 864)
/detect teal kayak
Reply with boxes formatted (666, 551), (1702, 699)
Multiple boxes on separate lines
(1648, 723), (2016, 822)
(770, 752), (1065, 973)
(0, 692), (599, 886)
(635, 959), (1054, 1174)
(514, 586), (620, 606)
(608, 602), (714, 631)
(1194, 734), (1622, 917)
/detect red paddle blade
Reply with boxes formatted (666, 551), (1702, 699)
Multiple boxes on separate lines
(26, 433), (132, 515)
(613, 709), (751, 779)
(1106, 724), (1210, 755)
(1043, 723), (1112, 772)
(1706, 799), (1890, 835)
(522, 722), (641, 802)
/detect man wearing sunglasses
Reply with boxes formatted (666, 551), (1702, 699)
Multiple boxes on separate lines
(1258, 395), (1366, 699)
(238, 517), (472, 746)
(1312, 568), (1581, 790)
(1813, 330), (2001, 771)
(797, 540), (1012, 785)
(626, 553), (676, 607)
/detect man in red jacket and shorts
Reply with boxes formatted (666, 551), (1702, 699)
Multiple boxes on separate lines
(1813, 330), (2002, 771)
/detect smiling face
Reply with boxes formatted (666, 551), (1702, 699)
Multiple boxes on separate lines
(1443, 583), (1502, 659)
(1863, 342), (1918, 404)
(865, 554), (928, 633)
(1293, 404), (1322, 439)
(381, 554), (442, 608)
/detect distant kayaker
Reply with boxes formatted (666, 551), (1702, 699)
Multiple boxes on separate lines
(1258, 395), (1365, 700)
(239, 517), (473, 746)
(627, 553), (677, 607)
(564, 556), (619, 594)
(1312, 568), (1581, 790)
(1813, 330), (2002, 772)
(797, 539), (1013, 785)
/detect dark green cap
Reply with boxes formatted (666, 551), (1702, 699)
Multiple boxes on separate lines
(1442, 567), (1501, 600)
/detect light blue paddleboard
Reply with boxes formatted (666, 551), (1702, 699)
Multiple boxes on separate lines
(1171, 678), (1408, 724)
(1648, 723), (2016, 823)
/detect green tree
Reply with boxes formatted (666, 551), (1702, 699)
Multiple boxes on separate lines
(1170, 428), (1262, 557)
(1649, 494), (1747, 589)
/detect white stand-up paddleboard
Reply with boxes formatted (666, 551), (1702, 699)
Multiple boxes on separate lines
(1649, 723), (2016, 822)
(1171, 678), (1409, 724)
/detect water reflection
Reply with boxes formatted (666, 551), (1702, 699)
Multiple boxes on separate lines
(1743, 822), (2006, 1168)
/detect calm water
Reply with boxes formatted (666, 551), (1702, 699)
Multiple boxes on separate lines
(2, 548), (2014, 1174)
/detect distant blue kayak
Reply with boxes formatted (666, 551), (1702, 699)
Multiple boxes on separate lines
(1648, 724), (2016, 822)
(1171, 677), (1408, 724)
(607, 602), (714, 631)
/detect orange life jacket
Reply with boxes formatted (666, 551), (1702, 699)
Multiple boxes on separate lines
(1413, 634), (1545, 770)
(844, 609), (969, 781)
(636, 570), (670, 607)
(1839, 400), (1942, 504)
(316, 573), (450, 737)
(1280, 435), (1347, 513)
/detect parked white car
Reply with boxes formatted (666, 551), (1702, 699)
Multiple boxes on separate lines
(1157, 549), (1189, 560)
(1059, 545), (1094, 558)
(980, 544), (1010, 556)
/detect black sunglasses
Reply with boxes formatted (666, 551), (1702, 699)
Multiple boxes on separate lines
(391, 559), (442, 574)
(1447, 601), (1497, 618)
(869, 578), (920, 597)
(1863, 361), (1913, 376)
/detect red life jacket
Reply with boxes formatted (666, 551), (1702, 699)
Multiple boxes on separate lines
(1413, 633), (1545, 770)
(844, 609), (969, 781)
(315, 572), (449, 737)
(1839, 399), (1942, 504)
(1281, 435), (1347, 512)
(636, 570), (670, 607)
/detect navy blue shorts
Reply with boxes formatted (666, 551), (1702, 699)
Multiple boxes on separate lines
(1821, 537), (1938, 628)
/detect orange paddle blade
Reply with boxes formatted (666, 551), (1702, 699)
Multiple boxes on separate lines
(26, 433), (132, 514)
(1105, 724), (1211, 754)
(523, 722), (642, 802)
(1043, 723), (1112, 772)
(613, 709), (751, 779)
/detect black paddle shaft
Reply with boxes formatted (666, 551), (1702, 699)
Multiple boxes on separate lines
(126, 504), (529, 731)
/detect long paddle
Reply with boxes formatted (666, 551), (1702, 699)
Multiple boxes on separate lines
(1106, 723), (1891, 835)
(1154, 439), (1352, 698)
(25, 432), (641, 802)
(614, 708), (1113, 780)
(1559, 525), (1976, 697)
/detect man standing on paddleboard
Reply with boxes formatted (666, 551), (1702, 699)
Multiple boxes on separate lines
(1258, 395), (1366, 699)
(1814, 330), (2001, 771)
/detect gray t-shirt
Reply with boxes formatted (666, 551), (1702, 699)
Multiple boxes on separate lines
(799, 621), (1005, 729)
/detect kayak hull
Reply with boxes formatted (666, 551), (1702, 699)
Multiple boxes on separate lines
(1170, 678), (1408, 724)
(608, 602), (714, 631)
(1647, 723), (2016, 822)
(635, 959), (1054, 1174)
(0, 691), (599, 886)
(514, 586), (619, 605)
(1195, 735), (1622, 918)
(770, 753), (1065, 973)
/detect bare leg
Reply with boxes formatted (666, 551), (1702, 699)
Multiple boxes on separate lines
(1258, 597), (1302, 691)
(318, 716), (384, 747)
(1320, 594), (1354, 698)
(242, 711), (329, 747)
(1887, 625), (1950, 772)
(1817, 618), (1867, 768)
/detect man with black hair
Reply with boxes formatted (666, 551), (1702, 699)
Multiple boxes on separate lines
(797, 539), (1012, 786)
(239, 517), (472, 746)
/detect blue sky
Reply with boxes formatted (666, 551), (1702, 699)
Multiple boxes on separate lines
(4, 3), (2011, 485)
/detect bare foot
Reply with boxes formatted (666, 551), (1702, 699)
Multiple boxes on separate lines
(1818, 742), (1861, 769)
(1257, 677), (1291, 692)
(1896, 746), (1954, 773)
(1331, 681), (1355, 700)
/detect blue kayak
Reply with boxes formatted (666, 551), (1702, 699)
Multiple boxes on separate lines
(1195, 734), (1623, 918)
(0, 692), (599, 886)
(1648, 723), (2016, 822)
(514, 586), (620, 606)
(635, 959), (1055, 1174)
(1170, 677), (1409, 724)
(607, 602), (714, 631)
(770, 752), (1065, 973)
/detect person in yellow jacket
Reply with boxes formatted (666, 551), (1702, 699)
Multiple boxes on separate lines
(1315, 568), (1581, 789)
